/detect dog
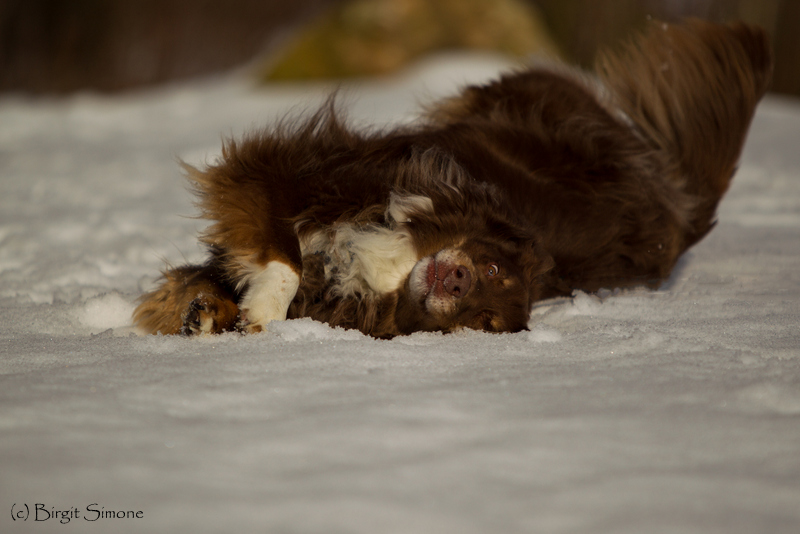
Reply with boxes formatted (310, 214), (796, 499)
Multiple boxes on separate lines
(133, 19), (772, 338)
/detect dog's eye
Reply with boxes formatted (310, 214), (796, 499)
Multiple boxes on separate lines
(486, 263), (500, 277)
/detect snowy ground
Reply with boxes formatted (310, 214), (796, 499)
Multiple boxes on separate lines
(1, 53), (799, 533)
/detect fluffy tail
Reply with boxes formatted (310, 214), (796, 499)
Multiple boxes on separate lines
(597, 19), (773, 245)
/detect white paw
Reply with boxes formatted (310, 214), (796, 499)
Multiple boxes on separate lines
(238, 261), (300, 332)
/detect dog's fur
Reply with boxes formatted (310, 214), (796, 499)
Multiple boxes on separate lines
(133, 19), (772, 338)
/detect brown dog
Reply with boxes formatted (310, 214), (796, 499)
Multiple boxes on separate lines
(134, 20), (772, 338)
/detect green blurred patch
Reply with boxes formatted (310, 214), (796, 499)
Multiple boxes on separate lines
(261, 0), (561, 81)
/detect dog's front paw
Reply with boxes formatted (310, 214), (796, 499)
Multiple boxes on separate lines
(235, 310), (263, 334)
(236, 261), (300, 334)
(180, 295), (240, 336)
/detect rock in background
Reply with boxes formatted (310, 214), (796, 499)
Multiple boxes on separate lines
(261, 0), (559, 81)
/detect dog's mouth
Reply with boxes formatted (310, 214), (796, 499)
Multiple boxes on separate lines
(422, 256), (437, 297)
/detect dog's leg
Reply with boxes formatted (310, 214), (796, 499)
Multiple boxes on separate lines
(133, 264), (240, 335)
(236, 261), (300, 333)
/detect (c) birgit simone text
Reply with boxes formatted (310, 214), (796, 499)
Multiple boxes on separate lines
(11, 503), (144, 524)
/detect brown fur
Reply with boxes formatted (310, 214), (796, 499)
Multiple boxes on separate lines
(133, 19), (772, 338)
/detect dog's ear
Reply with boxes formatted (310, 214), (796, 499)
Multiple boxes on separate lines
(517, 237), (555, 303)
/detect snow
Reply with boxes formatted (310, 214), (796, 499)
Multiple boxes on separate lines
(1, 52), (799, 533)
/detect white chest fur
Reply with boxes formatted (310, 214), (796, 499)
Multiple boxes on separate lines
(299, 194), (432, 298)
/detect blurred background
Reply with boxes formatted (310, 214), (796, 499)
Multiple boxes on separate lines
(1, 0), (798, 96)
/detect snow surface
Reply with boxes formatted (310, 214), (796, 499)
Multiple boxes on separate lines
(1, 52), (799, 533)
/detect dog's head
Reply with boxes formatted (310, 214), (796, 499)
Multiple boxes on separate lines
(393, 238), (553, 335)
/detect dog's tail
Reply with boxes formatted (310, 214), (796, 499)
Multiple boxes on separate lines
(597, 19), (773, 245)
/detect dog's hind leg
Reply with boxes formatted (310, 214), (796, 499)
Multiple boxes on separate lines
(133, 263), (240, 336)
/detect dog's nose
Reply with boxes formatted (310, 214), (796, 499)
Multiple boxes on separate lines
(442, 265), (471, 298)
